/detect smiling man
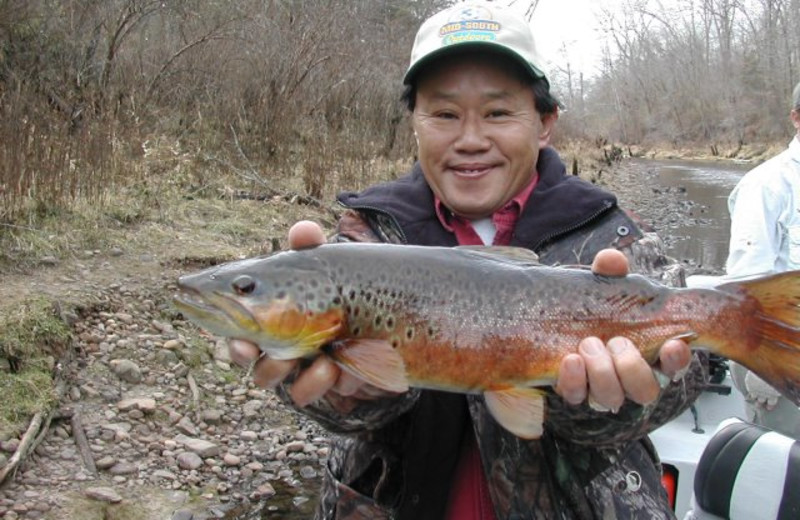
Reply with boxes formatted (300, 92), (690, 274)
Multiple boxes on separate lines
(229, 4), (706, 519)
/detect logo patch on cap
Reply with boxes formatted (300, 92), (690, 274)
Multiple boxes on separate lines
(439, 6), (500, 46)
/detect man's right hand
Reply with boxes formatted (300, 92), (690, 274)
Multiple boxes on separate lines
(228, 221), (394, 409)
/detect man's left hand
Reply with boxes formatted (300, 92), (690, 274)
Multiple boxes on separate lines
(554, 249), (692, 410)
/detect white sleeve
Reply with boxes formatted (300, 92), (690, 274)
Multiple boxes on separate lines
(726, 178), (783, 278)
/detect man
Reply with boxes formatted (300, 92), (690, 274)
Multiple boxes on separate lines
(230, 4), (703, 518)
(724, 81), (800, 438)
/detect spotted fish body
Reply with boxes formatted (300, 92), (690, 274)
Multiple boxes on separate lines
(174, 242), (800, 438)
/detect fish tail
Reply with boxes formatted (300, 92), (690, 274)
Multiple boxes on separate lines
(720, 271), (800, 405)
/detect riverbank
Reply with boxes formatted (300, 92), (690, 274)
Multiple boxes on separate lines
(0, 151), (739, 519)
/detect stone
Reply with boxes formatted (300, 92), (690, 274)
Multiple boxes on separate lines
(84, 486), (123, 503)
(242, 400), (263, 418)
(117, 397), (156, 413)
(176, 452), (203, 470)
(108, 462), (138, 475)
(109, 359), (143, 384)
(174, 435), (220, 457)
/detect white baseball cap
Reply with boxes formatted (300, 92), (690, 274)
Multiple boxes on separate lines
(404, 3), (548, 86)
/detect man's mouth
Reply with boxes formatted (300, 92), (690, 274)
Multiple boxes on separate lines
(450, 165), (495, 178)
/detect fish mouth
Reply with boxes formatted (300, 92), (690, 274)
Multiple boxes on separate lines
(172, 288), (260, 338)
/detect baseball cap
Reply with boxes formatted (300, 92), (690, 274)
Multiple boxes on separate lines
(404, 3), (548, 87)
(793, 81), (800, 111)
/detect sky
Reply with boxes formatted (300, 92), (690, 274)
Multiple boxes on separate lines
(530, 0), (606, 78)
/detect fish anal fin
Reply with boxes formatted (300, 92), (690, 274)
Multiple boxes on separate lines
(327, 339), (410, 393)
(484, 387), (546, 439)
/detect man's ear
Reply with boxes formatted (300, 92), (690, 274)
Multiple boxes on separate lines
(538, 108), (559, 148)
(791, 109), (800, 132)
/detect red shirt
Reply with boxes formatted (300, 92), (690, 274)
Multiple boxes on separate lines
(435, 173), (539, 247)
(437, 172), (539, 520)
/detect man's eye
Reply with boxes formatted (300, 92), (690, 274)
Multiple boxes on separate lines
(488, 110), (510, 118)
(436, 112), (457, 119)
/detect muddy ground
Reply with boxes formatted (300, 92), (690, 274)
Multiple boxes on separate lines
(0, 158), (705, 520)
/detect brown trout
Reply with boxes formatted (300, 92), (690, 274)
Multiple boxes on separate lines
(173, 242), (800, 439)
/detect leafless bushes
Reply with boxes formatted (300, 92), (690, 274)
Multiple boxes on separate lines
(0, 0), (451, 223)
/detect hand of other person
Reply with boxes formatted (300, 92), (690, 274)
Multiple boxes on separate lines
(554, 249), (692, 411)
(744, 370), (782, 410)
(228, 221), (393, 411)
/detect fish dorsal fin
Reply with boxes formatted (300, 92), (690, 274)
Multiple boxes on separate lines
(484, 387), (546, 439)
(455, 246), (540, 266)
(326, 339), (410, 393)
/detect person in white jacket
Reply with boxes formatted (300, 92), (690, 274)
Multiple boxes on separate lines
(725, 81), (800, 438)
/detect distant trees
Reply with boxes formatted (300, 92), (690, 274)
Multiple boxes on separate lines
(555, 0), (800, 147)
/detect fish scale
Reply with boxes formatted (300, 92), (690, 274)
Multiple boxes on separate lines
(174, 242), (800, 439)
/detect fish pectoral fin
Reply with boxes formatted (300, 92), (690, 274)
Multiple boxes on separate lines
(484, 387), (546, 439)
(326, 339), (410, 393)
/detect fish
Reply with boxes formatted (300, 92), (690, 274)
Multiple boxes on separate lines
(173, 242), (800, 439)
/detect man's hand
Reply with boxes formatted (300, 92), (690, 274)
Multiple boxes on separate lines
(554, 249), (692, 410)
(228, 221), (390, 409)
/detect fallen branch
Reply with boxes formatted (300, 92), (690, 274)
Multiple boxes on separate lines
(71, 410), (97, 477)
(0, 411), (45, 485)
(187, 372), (200, 410)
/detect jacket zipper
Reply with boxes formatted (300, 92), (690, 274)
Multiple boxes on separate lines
(531, 199), (615, 252)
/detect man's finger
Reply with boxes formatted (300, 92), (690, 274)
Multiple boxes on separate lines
(288, 220), (326, 250)
(289, 356), (340, 407)
(658, 339), (691, 378)
(581, 337), (625, 411)
(555, 353), (588, 405)
(253, 358), (297, 388)
(229, 339), (261, 368)
(607, 337), (659, 405)
(591, 249), (629, 277)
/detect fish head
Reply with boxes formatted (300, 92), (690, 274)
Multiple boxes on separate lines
(173, 250), (345, 360)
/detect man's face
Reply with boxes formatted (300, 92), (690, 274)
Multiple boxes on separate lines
(412, 53), (557, 220)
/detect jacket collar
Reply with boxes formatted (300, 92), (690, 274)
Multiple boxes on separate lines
(337, 147), (617, 250)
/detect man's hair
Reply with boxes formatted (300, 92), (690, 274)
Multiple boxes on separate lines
(400, 48), (560, 116)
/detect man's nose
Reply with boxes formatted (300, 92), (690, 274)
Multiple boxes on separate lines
(454, 114), (490, 151)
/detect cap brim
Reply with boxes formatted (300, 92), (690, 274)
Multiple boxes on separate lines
(403, 42), (547, 87)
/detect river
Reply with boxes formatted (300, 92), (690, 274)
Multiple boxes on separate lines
(629, 158), (753, 272)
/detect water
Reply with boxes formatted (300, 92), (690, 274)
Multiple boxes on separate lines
(634, 159), (753, 271)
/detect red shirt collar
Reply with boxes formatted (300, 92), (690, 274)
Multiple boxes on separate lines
(434, 172), (539, 237)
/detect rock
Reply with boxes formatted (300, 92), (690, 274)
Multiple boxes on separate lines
(109, 359), (143, 384)
(171, 509), (194, 520)
(108, 462), (138, 475)
(95, 456), (117, 470)
(84, 486), (123, 503)
(176, 417), (198, 436)
(299, 465), (317, 479)
(174, 435), (220, 457)
(117, 397), (156, 413)
(252, 483), (276, 500)
(176, 452), (203, 470)
(239, 430), (258, 442)
(163, 339), (183, 350)
(222, 453), (240, 466)
(1, 438), (20, 453)
(242, 400), (264, 418)
(201, 409), (223, 425)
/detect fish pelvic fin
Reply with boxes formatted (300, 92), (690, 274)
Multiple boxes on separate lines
(484, 387), (546, 439)
(721, 271), (800, 405)
(326, 339), (410, 393)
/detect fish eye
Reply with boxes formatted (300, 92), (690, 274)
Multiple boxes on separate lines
(232, 275), (257, 296)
